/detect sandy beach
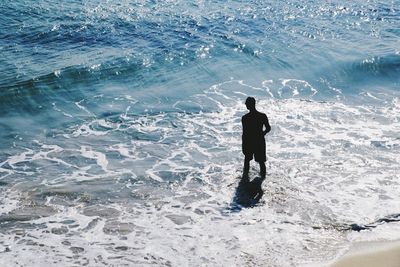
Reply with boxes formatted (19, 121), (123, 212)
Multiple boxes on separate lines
(331, 241), (400, 267)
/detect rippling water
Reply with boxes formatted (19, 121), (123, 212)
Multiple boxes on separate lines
(0, 0), (399, 266)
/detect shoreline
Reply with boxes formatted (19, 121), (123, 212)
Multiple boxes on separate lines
(330, 240), (400, 267)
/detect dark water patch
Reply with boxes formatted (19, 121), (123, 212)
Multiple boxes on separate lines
(155, 171), (191, 182)
(373, 4), (400, 21)
(82, 218), (101, 232)
(51, 226), (69, 235)
(165, 214), (192, 225)
(70, 246), (85, 254)
(0, 205), (57, 223)
(103, 221), (135, 235)
(30, 181), (132, 205)
(114, 246), (129, 251)
(32, 189), (84, 202)
(385, 28), (400, 37)
(83, 205), (121, 218)
(370, 140), (400, 149)
(0, 222), (48, 234)
(17, 23), (124, 48)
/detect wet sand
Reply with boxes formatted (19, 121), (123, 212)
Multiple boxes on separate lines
(331, 241), (400, 267)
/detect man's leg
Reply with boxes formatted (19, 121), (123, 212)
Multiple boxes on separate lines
(259, 161), (266, 178)
(256, 142), (266, 178)
(243, 155), (251, 175)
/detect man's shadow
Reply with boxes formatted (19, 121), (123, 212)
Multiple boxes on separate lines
(230, 172), (265, 212)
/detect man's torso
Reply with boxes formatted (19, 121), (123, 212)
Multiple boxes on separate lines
(242, 111), (266, 140)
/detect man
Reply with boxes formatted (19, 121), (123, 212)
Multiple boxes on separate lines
(242, 97), (271, 177)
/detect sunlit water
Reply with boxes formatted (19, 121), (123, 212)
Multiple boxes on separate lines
(0, 0), (399, 266)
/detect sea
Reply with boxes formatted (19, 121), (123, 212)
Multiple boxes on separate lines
(0, 0), (399, 266)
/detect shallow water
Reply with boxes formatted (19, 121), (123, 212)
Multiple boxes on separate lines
(0, 0), (400, 266)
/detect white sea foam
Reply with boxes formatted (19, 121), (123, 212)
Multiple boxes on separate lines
(1, 79), (399, 266)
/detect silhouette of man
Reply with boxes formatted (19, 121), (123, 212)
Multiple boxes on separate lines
(242, 97), (271, 177)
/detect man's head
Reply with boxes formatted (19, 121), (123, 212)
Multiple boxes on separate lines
(245, 97), (256, 110)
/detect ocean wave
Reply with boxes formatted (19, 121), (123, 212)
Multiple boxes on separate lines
(0, 57), (147, 114)
(317, 54), (400, 94)
(354, 54), (400, 78)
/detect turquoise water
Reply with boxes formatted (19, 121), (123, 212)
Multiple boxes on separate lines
(0, 1), (399, 266)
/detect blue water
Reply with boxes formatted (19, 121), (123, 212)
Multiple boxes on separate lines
(0, 1), (399, 266)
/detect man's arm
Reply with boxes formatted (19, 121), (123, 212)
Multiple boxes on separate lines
(263, 114), (271, 135)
